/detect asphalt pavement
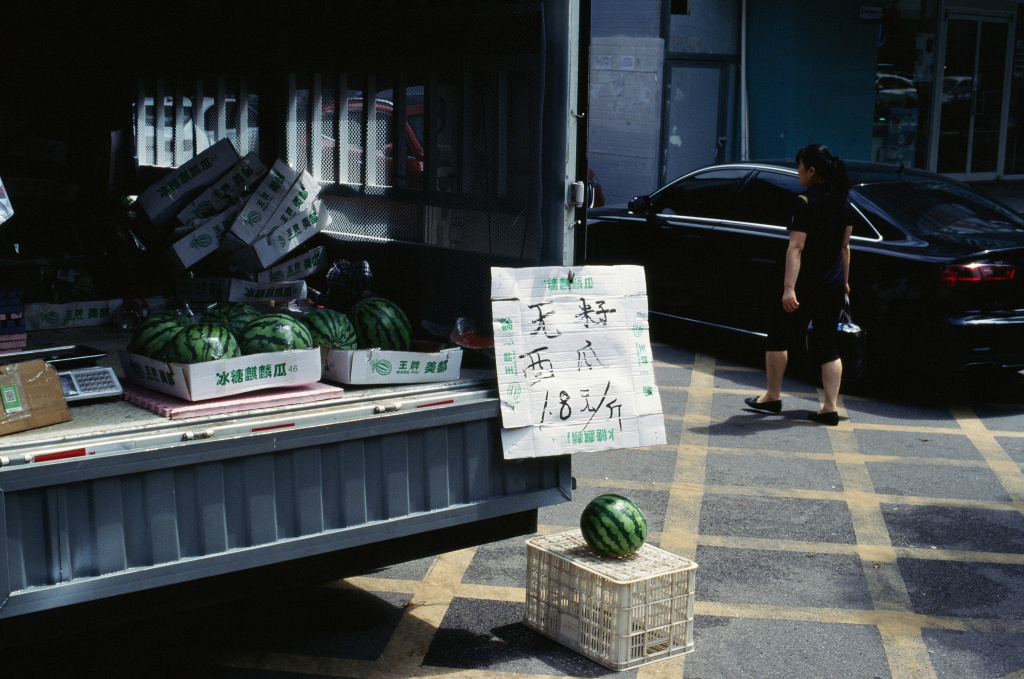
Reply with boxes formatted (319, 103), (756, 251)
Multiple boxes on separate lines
(5, 328), (1024, 679)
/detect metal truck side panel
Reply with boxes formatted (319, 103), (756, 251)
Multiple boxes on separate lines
(1, 401), (569, 618)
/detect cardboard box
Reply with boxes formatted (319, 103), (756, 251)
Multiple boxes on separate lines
(176, 277), (308, 304)
(256, 245), (326, 283)
(227, 201), (328, 273)
(322, 342), (463, 385)
(226, 159), (298, 245)
(23, 297), (169, 331)
(175, 152), (267, 225)
(25, 299), (121, 330)
(167, 203), (243, 272)
(119, 347), (323, 401)
(0, 359), (72, 436)
(135, 139), (241, 225)
(258, 170), (319, 238)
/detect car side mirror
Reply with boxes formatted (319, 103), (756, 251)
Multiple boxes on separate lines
(628, 195), (652, 215)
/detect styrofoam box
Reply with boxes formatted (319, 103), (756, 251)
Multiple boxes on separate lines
(119, 347), (323, 401)
(322, 342), (462, 385)
(524, 529), (697, 672)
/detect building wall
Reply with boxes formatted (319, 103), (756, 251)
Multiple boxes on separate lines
(589, 37), (665, 204)
(592, 0), (661, 37)
(744, 0), (878, 161)
(588, 0), (885, 197)
(589, 1), (664, 204)
(667, 0), (740, 54)
(662, 0), (741, 182)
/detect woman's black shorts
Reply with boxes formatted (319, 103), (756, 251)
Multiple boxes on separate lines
(766, 286), (845, 365)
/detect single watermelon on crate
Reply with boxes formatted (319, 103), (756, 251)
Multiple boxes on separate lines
(580, 494), (648, 558)
(129, 312), (190, 359)
(202, 302), (262, 337)
(303, 308), (358, 350)
(163, 323), (242, 363)
(348, 297), (412, 351)
(239, 313), (314, 354)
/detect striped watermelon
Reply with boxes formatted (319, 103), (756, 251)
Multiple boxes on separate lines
(129, 312), (190, 359)
(304, 308), (358, 350)
(202, 302), (262, 337)
(348, 297), (412, 351)
(580, 494), (648, 558)
(239, 313), (314, 354)
(163, 323), (242, 363)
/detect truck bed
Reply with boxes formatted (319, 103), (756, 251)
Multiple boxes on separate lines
(0, 325), (571, 623)
(2, 326), (499, 463)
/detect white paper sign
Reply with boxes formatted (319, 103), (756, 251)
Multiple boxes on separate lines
(491, 265), (666, 459)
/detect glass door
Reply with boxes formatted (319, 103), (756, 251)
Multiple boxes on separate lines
(936, 15), (1011, 177)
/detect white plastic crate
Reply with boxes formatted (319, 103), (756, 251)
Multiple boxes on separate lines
(524, 529), (697, 671)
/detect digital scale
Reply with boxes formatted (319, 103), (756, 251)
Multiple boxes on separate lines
(57, 366), (123, 402)
(1, 345), (123, 403)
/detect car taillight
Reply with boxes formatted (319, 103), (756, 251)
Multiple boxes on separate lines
(939, 263), (1015, 286)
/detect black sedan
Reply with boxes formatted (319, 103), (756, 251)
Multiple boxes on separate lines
(582, 161), (1024, 378)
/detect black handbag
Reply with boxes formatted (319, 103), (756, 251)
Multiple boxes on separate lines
(837, 295), (868, 382)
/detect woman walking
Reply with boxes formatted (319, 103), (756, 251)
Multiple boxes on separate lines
(744, 144), (853, 425)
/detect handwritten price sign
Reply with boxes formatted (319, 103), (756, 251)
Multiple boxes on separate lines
(491, 265), (666, 459)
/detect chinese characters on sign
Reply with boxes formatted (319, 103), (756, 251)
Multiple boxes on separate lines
(491, 265), (666, 459)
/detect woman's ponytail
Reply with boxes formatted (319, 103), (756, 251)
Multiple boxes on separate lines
(796, 144), (850, 200)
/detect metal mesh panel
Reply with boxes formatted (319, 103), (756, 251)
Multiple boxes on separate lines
(134, 76), (259, 167)
(322, 195), (423, 243)
(298, 62), (542, 255)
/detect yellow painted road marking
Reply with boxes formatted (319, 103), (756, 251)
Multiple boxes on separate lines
(953, 406), (1024, 504)
(660, 352), (716, 560)
(368, 547), (479, 679)
(642, 352), (717, 678)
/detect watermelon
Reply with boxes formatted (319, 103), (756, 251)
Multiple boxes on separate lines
(304, 308), (358, 350)
(239, 313), (314, 354)
(129, 312), (190, 359)
(348, 297), (412, 351)
(580, 494), (648, 558)
(163, 323), (242, 363)
(202, 302), (262, 337)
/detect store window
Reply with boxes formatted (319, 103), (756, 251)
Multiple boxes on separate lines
(872, 1), (939, 169)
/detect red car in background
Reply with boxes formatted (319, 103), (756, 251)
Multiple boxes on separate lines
(303, 96), (425, 188)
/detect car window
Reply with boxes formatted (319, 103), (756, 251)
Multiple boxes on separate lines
(851, 200), (905, 241)
(651, 169), (748, 219)
(731, 171), (803, 227)
(851, 208), (882, 240)
(857, 180), (1024, 248)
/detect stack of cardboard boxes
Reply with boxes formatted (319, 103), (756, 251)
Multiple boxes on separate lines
(135, 138), (328, 304)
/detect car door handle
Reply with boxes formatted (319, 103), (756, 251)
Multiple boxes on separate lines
(750, 257), (776, 264)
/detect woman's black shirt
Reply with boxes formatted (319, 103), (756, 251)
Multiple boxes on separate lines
(789, 184), (851, 293)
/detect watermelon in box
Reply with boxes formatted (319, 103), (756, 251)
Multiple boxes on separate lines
(348, 297), (412, 351)
(163, 323), (243, 364)
(239, 313), (314, 354)
(203, 302), (262, 337)
(303, 308), (357, 350)
(129, 312), (191, 359)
